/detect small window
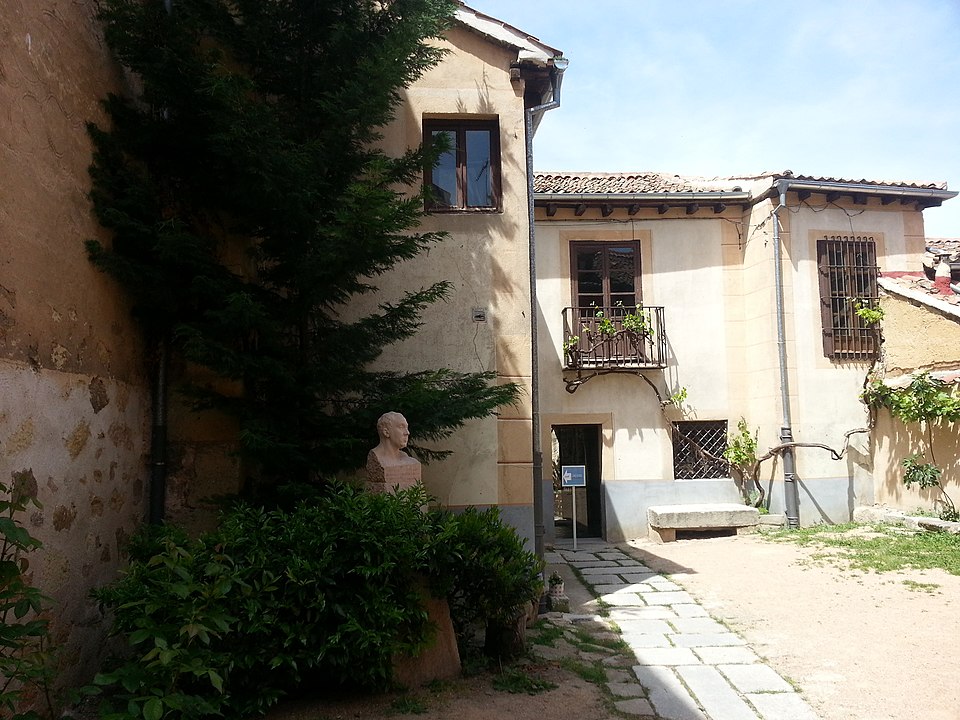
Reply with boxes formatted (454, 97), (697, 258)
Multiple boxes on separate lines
(816, 236), (879, 358)
(424, 119), (500, 211)
(672, 421), (729, 480)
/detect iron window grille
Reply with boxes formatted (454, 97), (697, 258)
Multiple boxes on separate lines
(672, 420), (729, 480)
(816, 235), (879, 359)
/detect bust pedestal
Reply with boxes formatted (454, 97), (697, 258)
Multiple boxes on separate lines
(365, 450), (421, 494)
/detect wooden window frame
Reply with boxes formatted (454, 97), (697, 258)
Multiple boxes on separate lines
(569, 241), (642, 312)
(423, 118), (501, 212)
(816, 235), (879, 359)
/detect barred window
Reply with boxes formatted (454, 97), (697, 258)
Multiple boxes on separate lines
(672, 421), (729, 480)
(816, 236), (879, 359)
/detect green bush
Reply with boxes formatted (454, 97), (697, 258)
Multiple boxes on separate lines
(89, 486), (543, 719)
(428, 507), (543, 639)
(0, 476), (54, 720)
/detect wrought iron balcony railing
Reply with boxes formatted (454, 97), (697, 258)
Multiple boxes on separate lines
(562, 306), (667, 371)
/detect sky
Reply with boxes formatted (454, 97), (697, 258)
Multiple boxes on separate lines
(464, 0), (960, 237)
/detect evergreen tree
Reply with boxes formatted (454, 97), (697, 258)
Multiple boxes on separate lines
(86, 0), (518, 493)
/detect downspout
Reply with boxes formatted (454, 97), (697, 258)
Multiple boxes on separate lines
(149, 336), (168, 524)
(772, 180), (800, 527)
(148, 0), (174, 525)
(525, 57), (567, 561)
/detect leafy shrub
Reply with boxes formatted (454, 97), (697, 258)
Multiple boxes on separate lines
(90, 486), (544, 719)
(428, 507), (543, 639)
(91, 485), (435, 719)
(0, 476), (54, 720)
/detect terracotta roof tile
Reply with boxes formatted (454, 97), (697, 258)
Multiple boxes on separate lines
(533, 170), (951, 196)
(533, 172), (745, 194)
(879, 273), (960, 312)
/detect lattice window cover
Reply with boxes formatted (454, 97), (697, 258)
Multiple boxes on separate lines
(672, 421), (729, 480)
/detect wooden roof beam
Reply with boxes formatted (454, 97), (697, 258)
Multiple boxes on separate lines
(713, 203), (726, 214)
(601, 204), (614, 217)
(826, 191), (842, 203)
(685, 203), (699, 215)
(545, 203), (558, 217)
(628, 203), (641, 216)
(657, 204), (669, 215)
(574, 203), (587, 217)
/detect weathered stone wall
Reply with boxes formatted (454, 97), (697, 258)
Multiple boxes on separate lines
(872, 292), (960, 513)
(0, 0), (150, 693)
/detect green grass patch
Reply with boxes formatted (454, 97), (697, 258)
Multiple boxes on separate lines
(559, 658), (607, 685)
(902, 579), (940, 593)
(492, 668), (557, 695)
(764, 523), (960, 575)
(569, 626), (628, 652)
(529, 620), (566, 647)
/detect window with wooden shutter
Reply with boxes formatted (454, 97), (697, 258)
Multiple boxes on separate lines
(816, 236), (879, 359)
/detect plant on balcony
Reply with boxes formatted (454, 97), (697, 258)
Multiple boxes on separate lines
(562, 336), (581, 368)
(567, 305), (653, 368)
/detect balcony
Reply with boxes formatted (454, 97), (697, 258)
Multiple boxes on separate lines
(562, 305), (667, 381)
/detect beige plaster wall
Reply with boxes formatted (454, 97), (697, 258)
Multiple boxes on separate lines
(785, 201), (918, 483)
(0, 0), (150, 694)
(872, 410), (959, 513)
(535, 197), (926, 519)
(376, 27), (534, 510)
(872, 293), (960, 512)
(534, 215), (736, 485)
(881, 292), (960, 376)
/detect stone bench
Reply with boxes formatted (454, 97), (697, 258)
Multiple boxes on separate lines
(647, 503), (760, 543)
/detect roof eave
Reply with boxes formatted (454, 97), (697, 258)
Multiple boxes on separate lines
(534, 191), (752, 204)
(767, 179), (957, 203)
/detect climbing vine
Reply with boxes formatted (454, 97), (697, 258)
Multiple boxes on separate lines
(863, 372), (960, 521)
(637, 377), (865, 509)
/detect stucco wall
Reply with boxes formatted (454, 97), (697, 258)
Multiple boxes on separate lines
(535, 213), (745, 538)
(1, 0), (150, 694)
(375, 27), (536, 537)
(534, 195), (927, 537)
(872, 292), (960, 513)
(881, 288), (960, 376)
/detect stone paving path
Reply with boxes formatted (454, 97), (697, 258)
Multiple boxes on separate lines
(543, 538), (819, 720)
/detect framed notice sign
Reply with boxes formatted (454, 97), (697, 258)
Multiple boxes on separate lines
(560, 465), (586, 549)
(560, 465), (586, 488)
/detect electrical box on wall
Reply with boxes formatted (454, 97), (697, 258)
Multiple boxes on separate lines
(472, 308), (487, 322)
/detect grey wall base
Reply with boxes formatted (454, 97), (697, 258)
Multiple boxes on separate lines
(603, 476), (859, 542)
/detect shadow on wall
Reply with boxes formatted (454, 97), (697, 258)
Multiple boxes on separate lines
(874, 409), (958, 512)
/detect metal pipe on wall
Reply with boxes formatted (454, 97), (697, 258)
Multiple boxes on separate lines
(525, 58), (567, 561)
(772, 180), (800, 527)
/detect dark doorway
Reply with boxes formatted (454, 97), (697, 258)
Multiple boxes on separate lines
(552, 424), (603, 538)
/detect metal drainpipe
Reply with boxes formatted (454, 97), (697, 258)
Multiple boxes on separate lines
(149, 336), (169, 524)
(525, 59), (566, 561)
(772, 180), (800, 527)
(148, 0), (174, 525)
